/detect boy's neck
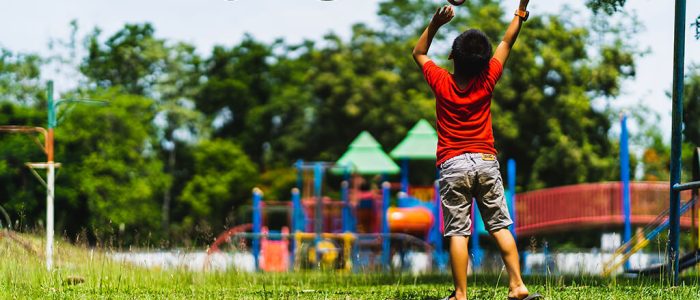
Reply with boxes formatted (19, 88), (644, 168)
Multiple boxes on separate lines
(452, 68), (470, 82)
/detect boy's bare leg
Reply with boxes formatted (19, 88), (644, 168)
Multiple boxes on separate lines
(449, 236), (469, 300)
(490, 229), (529, 299)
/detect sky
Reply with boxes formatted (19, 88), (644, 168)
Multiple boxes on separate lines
(1, 0), (699, 141)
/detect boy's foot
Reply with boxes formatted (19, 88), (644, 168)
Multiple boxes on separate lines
(441, 290), (455, 300)
(507, 284), (531, 300)
(507, 293), (544, 300)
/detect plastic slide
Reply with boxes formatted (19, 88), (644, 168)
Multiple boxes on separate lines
(387, 207), (434, 234)
(628, 249), (700, 275)
(259, 227), (290, 272)
(602, 196), (698, 276)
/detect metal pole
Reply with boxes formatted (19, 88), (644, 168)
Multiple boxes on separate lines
(669, 0), (686, 285)
(432, 179), (445, 269)
(313, 162), (323, 245)
(46, 163), (54, 271)
(290, 187), (300, 270)
(507, 159), (517, 239)
(341, 181), (352, 232)
(252, 188), (263, 271)
(295, 160), (303, 193)
(620, 114), (632, 271)
(401, 159), (409, 193)
(381, 182), (390, 267)
(471, 202), (482, 268)
(46, 80), (55, 271)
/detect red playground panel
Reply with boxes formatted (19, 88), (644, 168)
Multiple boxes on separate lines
(259, 227), (290, 272)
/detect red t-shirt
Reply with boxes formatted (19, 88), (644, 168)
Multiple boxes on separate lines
(422, 58), (503, 166)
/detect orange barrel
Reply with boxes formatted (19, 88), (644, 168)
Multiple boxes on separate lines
(387, 207), (434, 234)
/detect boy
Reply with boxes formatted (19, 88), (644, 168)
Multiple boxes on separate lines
(412, 1), (541, 300)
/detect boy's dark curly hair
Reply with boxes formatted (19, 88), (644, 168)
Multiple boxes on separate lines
(451, 29), (492, 77)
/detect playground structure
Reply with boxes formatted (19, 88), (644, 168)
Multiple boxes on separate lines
(205, 117), (700, 275)
(204, 122), (512, 273)
(205, 121), (444, 271)
(601, 148), (700, 276)
(208, 125), (448, 272)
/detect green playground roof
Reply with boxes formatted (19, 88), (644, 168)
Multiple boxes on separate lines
(333, 131), (400, 175)
(390, 119), (438, 160)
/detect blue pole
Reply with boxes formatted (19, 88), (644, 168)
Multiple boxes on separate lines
(381, 182), (391, 267)
(292, 188), (302, 233)
(313, 162), (323, 246)
(252, 188), (263, 271)
(471, 202), (482, 268)
(507, 159), (517, 240)
(341, 180), (353, 232)
(620, 114), (632, 271)
(401, 159), (410, 193)
(669, 0), (686, 286)
(432, 179), (445, 269)
(291, 187), (300, 270)
(295, 159), (304, 192)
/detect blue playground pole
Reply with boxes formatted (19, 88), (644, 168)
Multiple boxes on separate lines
(381, 182), (391, 267)
(401, 159), (410, 193)
(295, 159), (304, 192)
(341, 180), (353, 232)
(252, 188), (263, 271)
(313, 162), (323, 246)
(507, 159), (517, 240)
(432, 179), (446, 269)
(668, 0), (686, 286)
(292, 188), (303, 233)
(291, 187), (301, 270)
(620, 114), (632, 271)
(471, 203), (483, 268)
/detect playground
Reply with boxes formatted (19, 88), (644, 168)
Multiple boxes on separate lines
(1, 0), (700, 299)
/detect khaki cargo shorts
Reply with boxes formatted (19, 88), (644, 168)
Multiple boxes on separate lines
(438, 153), (512, 236)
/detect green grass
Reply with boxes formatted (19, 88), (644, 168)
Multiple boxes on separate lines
(1, 232), (699, 299)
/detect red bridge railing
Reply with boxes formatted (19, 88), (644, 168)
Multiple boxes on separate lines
(515, 182), (697, 236)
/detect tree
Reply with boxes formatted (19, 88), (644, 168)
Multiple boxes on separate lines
(195, 35), (274, 167)
(0, 49), (43, 105)
(81, 23), (207, 239)
(0, 103), (47, 230)
(682, 66), (700, 146)
(56, 90), (169, 245)
(177, 139), (257, 242)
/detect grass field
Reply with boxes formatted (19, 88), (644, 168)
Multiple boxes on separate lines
(1, 231), (699, 299)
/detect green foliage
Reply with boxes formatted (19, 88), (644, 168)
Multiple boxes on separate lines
(196, 36), (274, 166)
(0, 49), (43, 105)
(178, 139), (257, 235)
(683, 66), (700, 146)
(0, 103), (47, 229)
(586, 0), (626, 15)
(82, 24), (168, 95)
(258, 168), (297, 201)
(56, 90), (169, 243)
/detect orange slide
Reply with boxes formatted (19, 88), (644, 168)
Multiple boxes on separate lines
(387, 207), (434, 235)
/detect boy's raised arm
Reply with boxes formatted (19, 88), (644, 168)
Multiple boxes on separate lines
(493, 0), (530, 65)
(413, 5), (455, 68)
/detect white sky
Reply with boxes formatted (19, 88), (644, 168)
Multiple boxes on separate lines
(1, 0), (699, 141)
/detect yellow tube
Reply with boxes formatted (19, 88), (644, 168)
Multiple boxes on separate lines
(602, 238), (650, 276)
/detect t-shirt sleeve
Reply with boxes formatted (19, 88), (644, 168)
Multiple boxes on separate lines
(422, 60), (447, 92)
(485, 58), (504, 91)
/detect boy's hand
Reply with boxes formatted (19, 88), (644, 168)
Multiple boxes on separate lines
(412, 5), (454, 68)
(431, 5), (455, 27)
